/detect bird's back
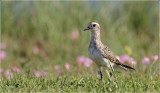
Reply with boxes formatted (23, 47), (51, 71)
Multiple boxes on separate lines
(101, 45), (118, 63)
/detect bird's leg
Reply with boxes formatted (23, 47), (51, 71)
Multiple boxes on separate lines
(106, 70), (113, 81)
(106, 69), (118, 88)
(98, 67), (103, 81)
(107, 62), (118, 88)
(98, 70), (103, 81)
(106, 62), (114, 81)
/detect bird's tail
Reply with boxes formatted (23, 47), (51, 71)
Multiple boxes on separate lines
(115, 62), (135, 70)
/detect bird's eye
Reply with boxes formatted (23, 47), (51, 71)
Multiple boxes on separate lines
(93, 24), (96, 27)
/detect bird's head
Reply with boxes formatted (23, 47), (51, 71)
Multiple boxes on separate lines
(83, 22), (100, 32)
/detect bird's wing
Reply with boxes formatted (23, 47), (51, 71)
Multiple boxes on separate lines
(101, 45), (135, 70)
(101, 45), (119, 63)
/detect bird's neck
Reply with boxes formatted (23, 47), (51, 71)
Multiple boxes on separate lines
(91, 31), (101, 42)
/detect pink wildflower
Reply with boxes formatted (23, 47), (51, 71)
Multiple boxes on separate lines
(12, 66), (21, 73)
(0, 50), (6, 61)
(84, 57), (93, 67)
(128, 57), (136, 65)
(65, 63), (70, 71)
(5, 69), (13, 79)
(151, 55), (158, 61)
(119, 54), (130, 63)
(76, 56), (86, 64)
(142, 57), (150, 64)
(70, 28), (79, 40)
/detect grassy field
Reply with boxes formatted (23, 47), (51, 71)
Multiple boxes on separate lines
(1, 73), (160, 92)
(1, 1), (160, 92)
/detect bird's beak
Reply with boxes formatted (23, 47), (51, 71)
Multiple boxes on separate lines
(83, 27), (90, 31)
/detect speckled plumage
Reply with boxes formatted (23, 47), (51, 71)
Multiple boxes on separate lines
(84, 22), (135, 81)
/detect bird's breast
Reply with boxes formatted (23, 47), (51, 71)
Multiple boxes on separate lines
(89, 47), (111, 67)
(89, 45), (101, 59)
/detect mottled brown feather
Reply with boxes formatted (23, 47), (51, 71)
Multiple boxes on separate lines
(101, 46), (135, 70)
(101, 46), (117, 63)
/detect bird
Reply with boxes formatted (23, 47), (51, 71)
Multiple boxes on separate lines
(83, 22), (135, 81)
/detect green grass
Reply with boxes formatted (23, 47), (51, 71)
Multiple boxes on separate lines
(1, 73), (160, 92)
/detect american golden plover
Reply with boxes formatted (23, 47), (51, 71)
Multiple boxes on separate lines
(84, 22), (135, 81)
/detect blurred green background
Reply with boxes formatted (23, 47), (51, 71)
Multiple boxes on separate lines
(1, 1), (159, 75)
